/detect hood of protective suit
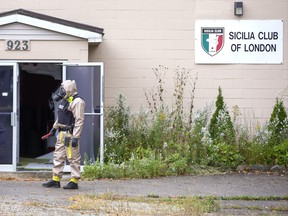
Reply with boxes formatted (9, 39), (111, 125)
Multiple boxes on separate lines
(61, 80), (78, 98)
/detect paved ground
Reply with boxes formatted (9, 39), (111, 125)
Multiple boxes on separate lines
(0, 172), (287, 215)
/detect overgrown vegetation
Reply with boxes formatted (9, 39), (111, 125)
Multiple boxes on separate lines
(69, 193), (219, 216)
(83, 65), (288, 179)
(68, 193), (288, 215)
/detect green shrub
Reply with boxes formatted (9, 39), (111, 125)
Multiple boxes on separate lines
(188, 105), (212, 165)
(165, 153), (188, 175)
(247, 123), (275, 165)
(247, 98), (288, 165)
(105, 94), (130, 163)
(209, 87), (235, 145)
(273, 140), (288, 168)
(268, 98), (288, 146)
(147, 111), (168, 158)
(125, 148), (166, 178)
(85, 66), (288, 180)
(207, 142), (243, 168)
(83, 148), (167, 179)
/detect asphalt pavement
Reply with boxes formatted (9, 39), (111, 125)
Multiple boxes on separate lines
(0, 172), (287, 215)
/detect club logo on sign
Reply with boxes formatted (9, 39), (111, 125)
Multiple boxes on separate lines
(201, 27), (224, 56)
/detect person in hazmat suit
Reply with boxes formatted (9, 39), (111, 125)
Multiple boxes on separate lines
(42, 80), (85, 189)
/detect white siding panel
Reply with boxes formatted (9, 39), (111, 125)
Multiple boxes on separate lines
(0, 23), (82, 40)
(0, 0), (287, 123)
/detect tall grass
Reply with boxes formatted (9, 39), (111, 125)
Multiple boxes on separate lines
(83, 66), (288, 179)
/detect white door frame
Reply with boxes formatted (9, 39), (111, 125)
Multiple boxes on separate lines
(0, 60), (65, 171)
(0, 60), (104, 172)
(0, 62), (18, 171)
(63, 62), (104, 164)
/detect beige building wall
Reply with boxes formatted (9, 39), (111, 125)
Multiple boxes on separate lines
(1, 0), (287, 124)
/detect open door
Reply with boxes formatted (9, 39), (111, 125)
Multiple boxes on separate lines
(0, 63), (18, 171)
(63, 63), (104, 164)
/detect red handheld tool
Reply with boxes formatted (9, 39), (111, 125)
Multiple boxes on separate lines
(41, 132), (52, 140)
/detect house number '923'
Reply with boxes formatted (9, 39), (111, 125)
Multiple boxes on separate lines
(5, 40), (30, 51)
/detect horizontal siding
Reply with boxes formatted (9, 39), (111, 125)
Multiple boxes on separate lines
(0, 23), (82, 40)
(0, 0), (287, 124)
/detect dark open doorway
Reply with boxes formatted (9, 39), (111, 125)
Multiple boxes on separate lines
(19, 63), (62, 165)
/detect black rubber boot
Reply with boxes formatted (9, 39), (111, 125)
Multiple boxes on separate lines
(63, 181), (78, 189)
(42, 180), (60, 188)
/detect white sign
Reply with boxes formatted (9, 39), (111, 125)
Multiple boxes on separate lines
(195, 20), (283, 64)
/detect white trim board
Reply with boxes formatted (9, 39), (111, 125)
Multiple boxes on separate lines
(0, 14), (103, 44)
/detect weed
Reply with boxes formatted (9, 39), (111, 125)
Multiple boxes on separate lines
(69, 194), (220, 215)
(147, 194), (160, 198)
(219, 195), (288, 201)
(86, 66), (288, 180)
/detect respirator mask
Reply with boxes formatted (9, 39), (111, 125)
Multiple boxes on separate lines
(52, 86), (66, 102)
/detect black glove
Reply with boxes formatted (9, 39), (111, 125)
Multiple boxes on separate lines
(71, 137), (79, 147)
(50, 128), (57, 136)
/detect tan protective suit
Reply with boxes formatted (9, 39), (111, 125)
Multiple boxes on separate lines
(52, 80), (85, 180)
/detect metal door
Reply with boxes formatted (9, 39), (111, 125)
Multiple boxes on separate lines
(63, 63), (104, 164)
(0, 63), (18, 171)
